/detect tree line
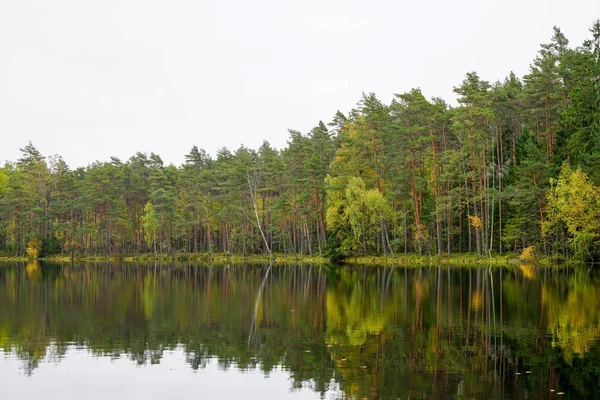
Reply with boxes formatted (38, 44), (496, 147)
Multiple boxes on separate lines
(1, 22), (599, 260)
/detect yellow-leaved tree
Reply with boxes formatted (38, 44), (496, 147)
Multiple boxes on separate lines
(543, 163), (600, 260)
(326, 177), (391, 255)
(141, 202), (159, 255)
(25, 238), (43, 259)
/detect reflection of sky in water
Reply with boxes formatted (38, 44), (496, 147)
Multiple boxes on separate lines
(1, 263), (599, 399)
(0, 346), (341, 400)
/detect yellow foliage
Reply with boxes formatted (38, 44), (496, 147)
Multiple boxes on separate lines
(412, 223), (429, 243)
(519, 263), (536, 280)
(54, 228), (65, 242)
(544, 280), (600, 364)
(26, 238), (43, 259)
(471, 290), (483, 310)
(0, 169), (7, 195)
(544, 164), (600, 259)
(25, 261), (42, 280)
(468, 215), (483, 228)
(519, 246), (537, 262)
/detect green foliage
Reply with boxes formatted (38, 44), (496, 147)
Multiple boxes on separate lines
(326, 177), (390, 254)
(141, 202), (159, 254)
(544, 163), (600, 260)
(0, 169), (8, 196)
(0, 22), (599, 260)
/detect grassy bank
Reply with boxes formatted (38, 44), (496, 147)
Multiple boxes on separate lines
(343, 253), (518, 266)
(0, 252), (329, 264)
(0, 256), (29, 262)
(4, 250), (585, 267)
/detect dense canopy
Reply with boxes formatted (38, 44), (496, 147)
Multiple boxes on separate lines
(1, 22), (599, 260)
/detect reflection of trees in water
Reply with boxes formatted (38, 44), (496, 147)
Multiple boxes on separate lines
(0, 263), (599, 398)
(248, 263), (272, 348)
(543, 268), (600, 363)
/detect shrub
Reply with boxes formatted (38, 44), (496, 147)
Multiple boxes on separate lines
(26, 238), (43, 259)
(519, 246), (537, 262)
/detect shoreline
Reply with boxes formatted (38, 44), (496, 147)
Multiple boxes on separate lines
(1, 252), (585, 267)
(0, 252), (525, 265)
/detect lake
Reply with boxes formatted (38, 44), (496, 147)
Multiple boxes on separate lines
(1, 262), (599, 399)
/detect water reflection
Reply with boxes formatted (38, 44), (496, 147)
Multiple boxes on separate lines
(1, 262), (599, 399)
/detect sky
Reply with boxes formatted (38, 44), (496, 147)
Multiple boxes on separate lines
(1, 0), (598, 168)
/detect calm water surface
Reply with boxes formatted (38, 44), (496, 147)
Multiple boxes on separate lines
(1, 262), (599, 399)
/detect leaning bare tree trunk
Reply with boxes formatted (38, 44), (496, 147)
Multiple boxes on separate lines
(382, 218), (394, 257)
(247, 172), (273, 258)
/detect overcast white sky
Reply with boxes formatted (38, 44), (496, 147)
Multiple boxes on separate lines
(1, 0), (598, 168)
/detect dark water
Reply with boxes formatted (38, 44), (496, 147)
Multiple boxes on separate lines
(1, 262), (599, 399)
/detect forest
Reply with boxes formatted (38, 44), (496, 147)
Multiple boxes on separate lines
(1, 22), (599, 261)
